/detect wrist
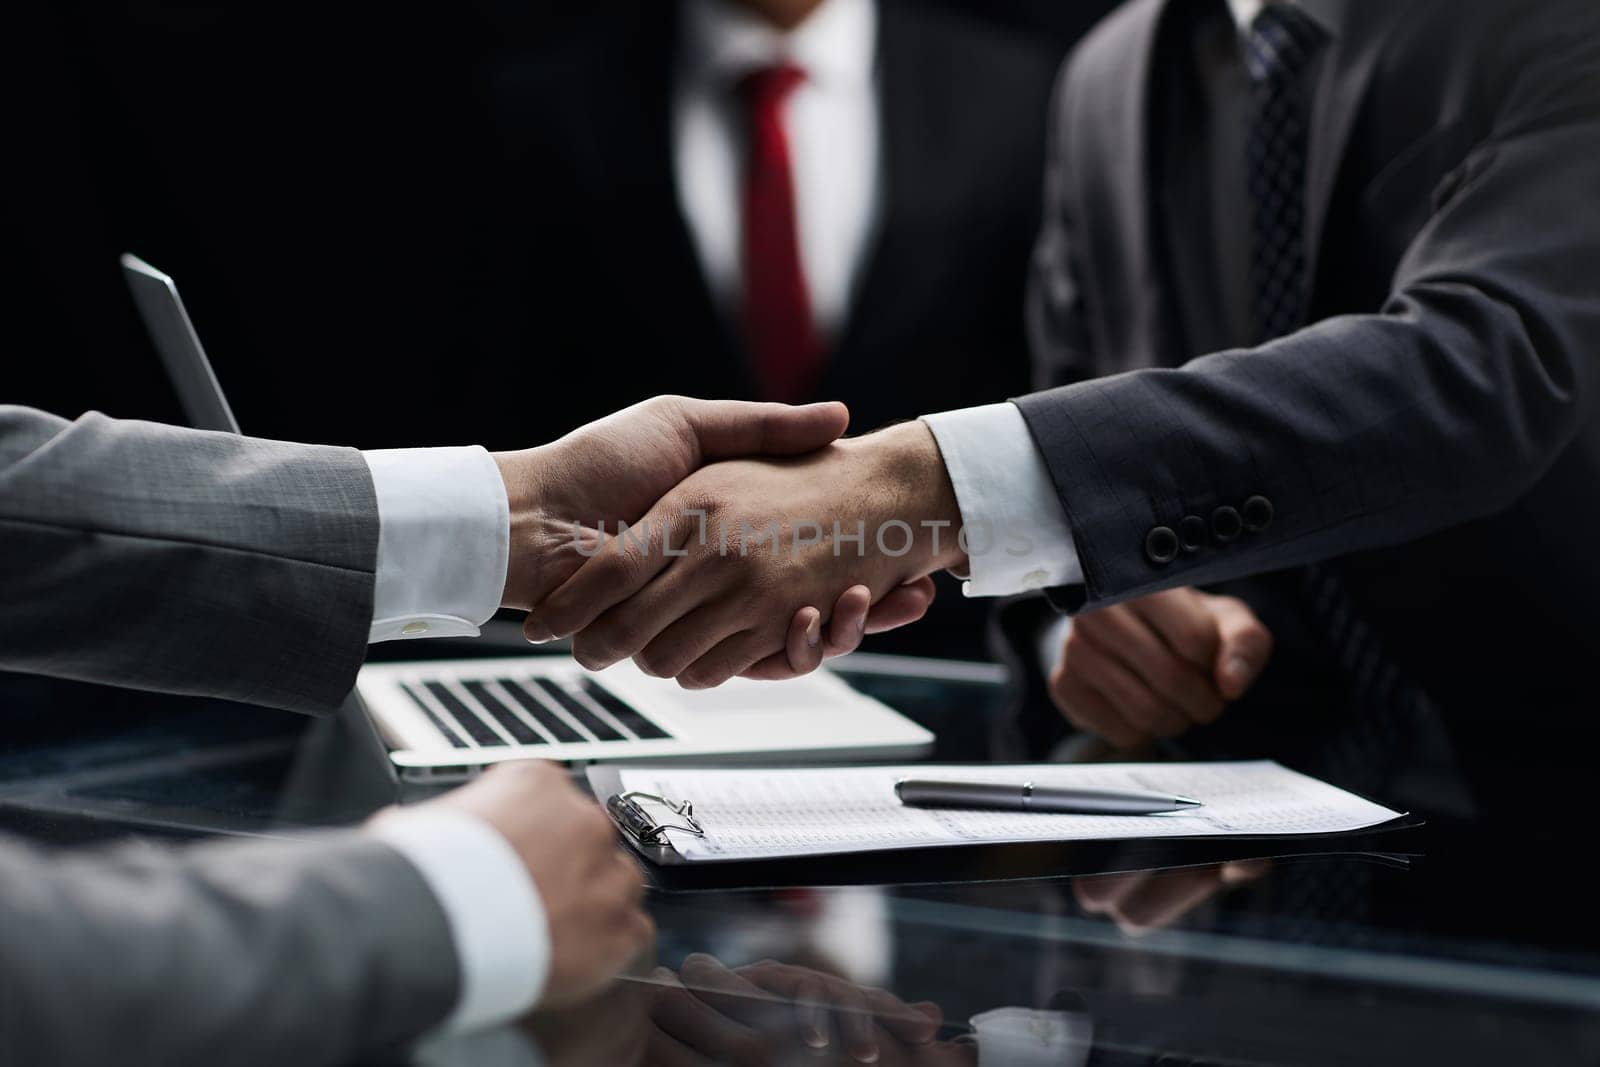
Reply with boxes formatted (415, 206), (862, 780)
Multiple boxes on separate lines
(860, 422), (968, 572)
(493, 447), (557, 611)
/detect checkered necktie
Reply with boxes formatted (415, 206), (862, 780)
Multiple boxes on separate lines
(1245, 4), (1438, 796)
(1246, 2), (1323, 342)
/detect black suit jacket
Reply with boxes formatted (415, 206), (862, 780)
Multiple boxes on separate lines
(475, 0), (1071, 657)
(1005, 0), (1600, 810)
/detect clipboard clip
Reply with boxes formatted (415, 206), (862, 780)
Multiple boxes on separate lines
(607, 790), (706, 846)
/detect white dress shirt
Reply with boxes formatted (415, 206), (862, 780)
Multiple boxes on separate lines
(924, 1), (1307, 605)
(351, 4), (1305, 1033)
(673, 0), (880, 340)
(362, 447), (548, 1034)
(365, 446), (509, 642)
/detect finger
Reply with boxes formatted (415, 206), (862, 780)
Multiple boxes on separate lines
(1073, 870), (1149, 914)
(825, 976), (941, 1052)
(646, 966), (771, 1067)
(533, 503), (682, 645)
(1127, 588), (1222, 670)
(1072, 625), (1193, 738)
(1105, 867), (1227, 935)
(813, 976), (878, 1064)
(1219, 858), (1273, 885)
(828, 586), (873, 648)
(630, 595), (751, 680)
(1075, 605), (1224, 725)
(821, 586), (872, 657)
(1207, 596), (1275, 700)
(675, 954), (792, 1037)
(678, 398), (851, 461)
(580, 570), (729, 676)
(1048, 661), (1146, 748)
(794, 977), (835, 1052)
(733, 961), (940, 1047)
(862, 576), (936, 635)
(514, 523), (604, 625)
(738, 603), (835, 682)
(787, 606), (826, 675)
(739, 648), (810, 681)
(678, 630), (769, 690)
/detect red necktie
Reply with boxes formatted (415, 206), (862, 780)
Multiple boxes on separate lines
(738, 64), (824, 403)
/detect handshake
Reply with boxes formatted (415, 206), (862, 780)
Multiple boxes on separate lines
(491, 397), (970, 687)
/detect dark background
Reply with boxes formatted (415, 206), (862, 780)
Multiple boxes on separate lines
(4, 0), (1113, 658)
(6, 1), (1106, 431)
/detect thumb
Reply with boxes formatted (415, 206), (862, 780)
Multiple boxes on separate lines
(680, 399), (850, 460)
(1209, 596), (1274, 700)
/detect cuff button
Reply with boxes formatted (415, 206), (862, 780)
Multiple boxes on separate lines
(1211, 506), (1243, 544)
(1178, 515), (1208, 552)
(1144, 525), (1180, 565)
(1243, 494), (1275, 532)
(401, 620), (431, 636)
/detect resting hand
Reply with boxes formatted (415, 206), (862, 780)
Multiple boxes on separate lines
(370, 761), (652, 1009)
(533, 421), (966, 688)
(1048, 587), (1274, 747)
(650, 954), (947, 1066)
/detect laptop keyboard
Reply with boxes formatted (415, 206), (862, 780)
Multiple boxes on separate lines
(400, 675), (675, 750)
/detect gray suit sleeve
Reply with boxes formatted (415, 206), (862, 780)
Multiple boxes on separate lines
(1015, 19), (1600, 608)
(0, 830), (460, 1066)
(0, 406), (378, 713)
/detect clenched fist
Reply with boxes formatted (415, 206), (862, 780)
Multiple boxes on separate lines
(420, 761), (653, 1007)
(1049, 587), (1274, 747)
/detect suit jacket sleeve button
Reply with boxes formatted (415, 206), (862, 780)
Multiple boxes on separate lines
(1178, 515), (1208, 552)
(1145, 526), (1180, 565)
(1211, 506), (1243, 543)
(1242, 494), (1274, 532)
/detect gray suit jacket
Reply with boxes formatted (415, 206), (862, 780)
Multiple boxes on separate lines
(0, 406), (460, 1064)
(1005, 0), (1600, 799)
(1, 405), (377, 713)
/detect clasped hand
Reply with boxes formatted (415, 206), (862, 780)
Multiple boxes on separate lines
(495, 397), (966, 686)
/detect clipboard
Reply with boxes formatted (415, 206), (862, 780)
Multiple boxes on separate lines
(584, 764), (1424, 892)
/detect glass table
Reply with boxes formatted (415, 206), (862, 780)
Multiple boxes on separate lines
(2, 633), (1596, 1065)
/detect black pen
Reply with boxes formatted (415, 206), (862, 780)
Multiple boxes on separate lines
(895, 779), (1202, 815)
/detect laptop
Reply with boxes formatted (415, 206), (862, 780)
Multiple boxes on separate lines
(120, 253), (935, 779)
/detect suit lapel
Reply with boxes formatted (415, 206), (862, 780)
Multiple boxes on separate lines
(824, 0), (932, 391)
(1303, 3), (1411, 296)
(1092, 0), (1171, 364)
(594, 5), (749, 392)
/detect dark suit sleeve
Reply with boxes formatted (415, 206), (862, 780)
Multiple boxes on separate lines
(1015, 20), (1600, 609)
(0, 830), (459, 1066)
(0, 406), (378, 713)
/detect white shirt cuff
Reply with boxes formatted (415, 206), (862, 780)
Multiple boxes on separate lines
(364, 447), (510, 642)
(921, 403), (1084, 598)
(370, 807), (551, 1032)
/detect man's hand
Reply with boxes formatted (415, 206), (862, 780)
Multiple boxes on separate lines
(531, 421), (966, 688)
(649, 954), (949, 1066)
(490, 396), (934, 675)
(1073, 860), (1271, 936)
(1049, 588), (1273, 747)
(380, 761), (653, 1009)
(492, 396), (851, 611)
